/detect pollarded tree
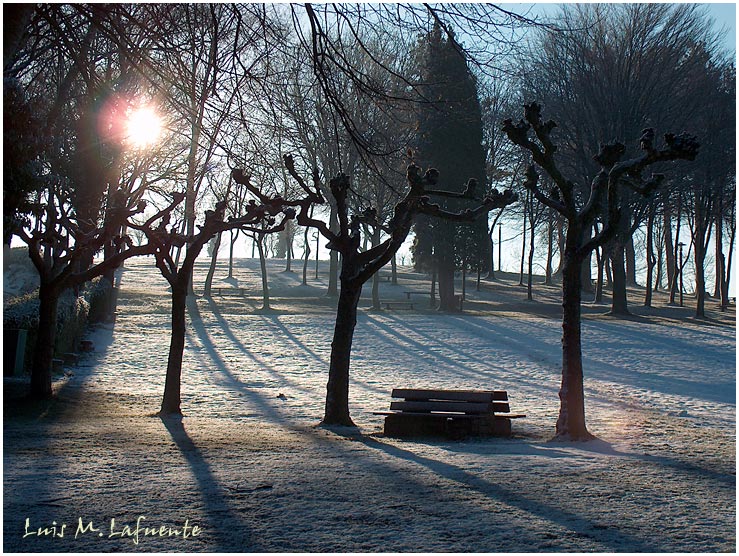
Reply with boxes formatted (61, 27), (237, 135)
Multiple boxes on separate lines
(521, 4), (722, 313)
(130, 185), (307, 416)
(503, 103), (699, 440)
(16, 186), (163, 399)
(236, 155), (516, 426)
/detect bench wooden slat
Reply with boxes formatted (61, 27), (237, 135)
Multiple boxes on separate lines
(382, 301), (414, 310)
(377, 387), (525, 438)
(374, 411), (527, 419)
(390, 400), (493, 414)
(390, 400), (511, 414)
(391, 388), (508, 402)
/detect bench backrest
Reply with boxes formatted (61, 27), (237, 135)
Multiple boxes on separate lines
(390, 388), (510, 415)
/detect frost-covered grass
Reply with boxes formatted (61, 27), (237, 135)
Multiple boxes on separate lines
(3, 257), (735, 552)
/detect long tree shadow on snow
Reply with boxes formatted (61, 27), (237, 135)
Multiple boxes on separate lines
(160, 415), (259, 551)
(362, 312), (559, 396)
(255, 313), (327, 367)
(197, 298), (315, 397)
(177, 301), (720, 550)
(349, 432), (663, 552)
(452, 315), (735, 406)
(202, 297), (388, 397)
(187, 297), (313, 424)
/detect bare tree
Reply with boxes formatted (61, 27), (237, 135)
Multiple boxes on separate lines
(17, 188), (160, 398)
(202, 174), (232, 297)
(519, 4), (722, 315)
(237, 155), (515, 426)
(131, 186), (306, 415)
(504, 102), (698, 439)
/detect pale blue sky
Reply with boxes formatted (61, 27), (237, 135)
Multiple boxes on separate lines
(705, 2), (736, 52)
(503, 2), (736, 54)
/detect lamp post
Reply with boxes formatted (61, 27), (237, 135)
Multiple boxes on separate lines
(678, 241), (685, 307)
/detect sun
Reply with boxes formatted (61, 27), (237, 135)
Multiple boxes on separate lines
(125, 105), (162, 149)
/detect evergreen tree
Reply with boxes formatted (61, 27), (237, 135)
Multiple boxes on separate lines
(412, 23), (489, 311)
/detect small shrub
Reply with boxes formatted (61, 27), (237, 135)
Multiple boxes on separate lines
(4, 288), (92, 374)
(84, 278), (114, 323)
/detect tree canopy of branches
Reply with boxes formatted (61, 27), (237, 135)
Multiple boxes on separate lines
(519, 3), (730, 315)
(240, 156), (515, 426)
(131, 182), (313, 415)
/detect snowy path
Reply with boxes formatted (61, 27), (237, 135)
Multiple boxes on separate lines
(3, 259), (735, 552)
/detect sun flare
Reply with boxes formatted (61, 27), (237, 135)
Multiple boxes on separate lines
(125, 106), (162, 149)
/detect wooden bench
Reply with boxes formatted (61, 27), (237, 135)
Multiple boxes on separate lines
(382, 301), (415, 310)
(404, 291), (430, 300)
(62, 352), (79, 366)
(374, 388), (525, 438)
(79, 340), (94, 352)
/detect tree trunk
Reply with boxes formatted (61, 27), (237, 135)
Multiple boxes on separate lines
(203, 232), (222, 297)
(102, 184), (119, 285)
(322, 279), (362, 426)
(487, 232), (496, 280)
(580, 224), (594, 294)
(371, 228), (381, 310)
(716, 252), (726, 311)
(284, 222), (293, 272)
(391, 254), (398, 285)
(625, 235), (638, 287)
(723, 217), (735, 310)
(644, 208), (656, 307)
(527, 222), (535, 300)
(437, 250), (457, 312)
(554, 218), (566, 277)
(29, 282), (59, 399)
(610, 244), (630, 315)
(669, 197), (682, 304)
(664, 195), (675, 291)
(173, 219), (188, 268)
(461, 260), (467, 301)
(519, 201), (527, 286)
(371, 271), (380, 310)
(228, 229), (237, 279)
(327, 208), (339, 297)
(545, 211), (554, 285)
(498, 224), (502, 272)
(695, 237), (706, 318)
(555, 239), (593, 441)
(256, 235), (270, 311)
(693, 191), (710, 319)
(161, 282), (187, 415)
(714, 198), (723, 299)
(654, 226), (663, 293)
(302, 225), (310, 286)
(430, 264), (437, 308)
(595, 247), (605, 304)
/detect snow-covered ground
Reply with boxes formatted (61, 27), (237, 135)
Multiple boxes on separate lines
(3, 257), (736, 552)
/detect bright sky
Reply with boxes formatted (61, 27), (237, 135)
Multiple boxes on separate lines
(507, 2), (736, 53)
